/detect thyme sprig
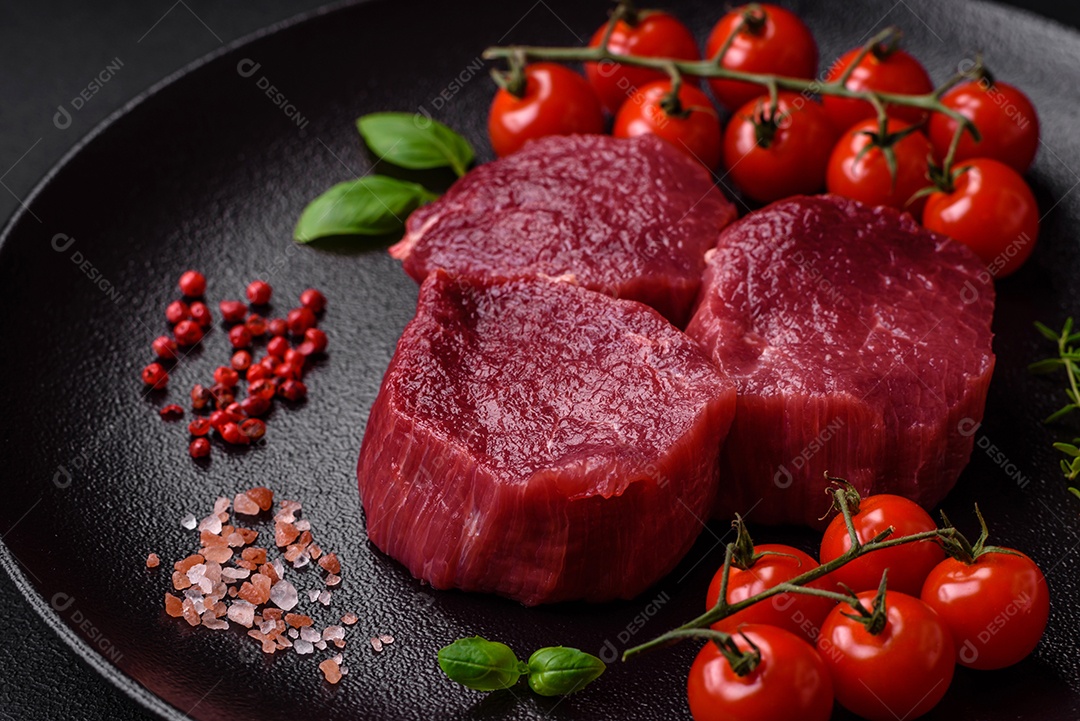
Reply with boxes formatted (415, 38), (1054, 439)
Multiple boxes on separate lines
(1031, 318), (1080, 496)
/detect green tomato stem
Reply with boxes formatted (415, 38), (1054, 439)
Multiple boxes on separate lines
(482, 36), (980, 175)
(621, 488), (955, 662)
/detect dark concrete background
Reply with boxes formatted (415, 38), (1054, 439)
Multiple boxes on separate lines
(0, 0), (1076, 718)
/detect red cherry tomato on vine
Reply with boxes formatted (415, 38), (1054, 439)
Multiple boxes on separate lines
(922, 158), (1039, 278)
(704, 4), (818, 111)
(826, 118), (934, 213)
(488, 63), (604, 157)
(819, 493), (944, 596)
(688, 625), (834, 721)
(929, 79), (1040, 174)
(614, 80), (722, 169)
(706, 543), (837, 644)
(817, 591), (954, 721)
(921, 547), (1049, 669)
(722, 93), (838, 203)
(585, 11), (700, 115)
(823, 45), (933, 132)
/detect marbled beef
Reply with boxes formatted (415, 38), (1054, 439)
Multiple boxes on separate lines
(686, 195), (995, 526)
(358, 270), (736, 605)
(390, 134), (737, 327)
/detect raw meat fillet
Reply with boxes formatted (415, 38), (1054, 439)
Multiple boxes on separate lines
(685, 195), (995, 527)
(358, 270), (736, 605)
(389, 134), (737, 327)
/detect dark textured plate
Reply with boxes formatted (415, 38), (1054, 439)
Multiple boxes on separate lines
(1, 0), (1079, 718)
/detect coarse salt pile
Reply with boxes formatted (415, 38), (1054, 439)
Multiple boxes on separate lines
(157, 486), (386, 683)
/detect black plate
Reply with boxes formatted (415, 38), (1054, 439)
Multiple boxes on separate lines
(2, 0), (1079, 718)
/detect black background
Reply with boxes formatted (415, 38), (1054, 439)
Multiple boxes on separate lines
(1, 1), (1078, 718)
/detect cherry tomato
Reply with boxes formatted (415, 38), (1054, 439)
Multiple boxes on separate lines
(819, 494), (944, 596)
(921, 548), (1049, 669)
(688, 625), (833, 721)
(614, 80), (722, 169)
(922, 158), (1039, 278)
(817, 591), (954, 721)
(488, 63), (604, 157)
(585, 11), (700, 115)
(929, 79), (1040, 173)
(722, 93), (838, 203)
(826, 119), (934, 213)
(823, 46), (933, 133)
(704, 4), (818, 111)
(706, 544), (837, 644)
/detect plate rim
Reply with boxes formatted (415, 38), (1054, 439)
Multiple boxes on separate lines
(2, 0), (1078, 718)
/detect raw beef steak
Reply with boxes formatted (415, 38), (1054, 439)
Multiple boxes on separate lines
(685, 195), (995, 527)
(390, 134), (737, 327)
(358, 270), (737, 605)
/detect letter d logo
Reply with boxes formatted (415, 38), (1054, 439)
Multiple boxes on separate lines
(51, 592), (75, 612)
(53, 105), (72, 130)
(958, 639), (979, 665)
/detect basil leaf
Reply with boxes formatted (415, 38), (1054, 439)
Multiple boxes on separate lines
(438, 637), (527, 692)
(293, 176), (436, 242)
(357, 112), (474, 177)
(526, 647), (606, 697)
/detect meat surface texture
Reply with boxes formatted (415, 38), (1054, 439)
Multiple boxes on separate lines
(685, 195), (995, 527)
(389, 134), (737, 327)
(358, 271), (737, 605)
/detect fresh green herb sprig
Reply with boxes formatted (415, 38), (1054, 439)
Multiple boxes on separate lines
(1031, 318), (1080, 495)
(438, 637), (605, 697)
(293, 113), (473, 243)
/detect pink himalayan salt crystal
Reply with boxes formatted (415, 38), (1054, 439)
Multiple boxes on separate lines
(245, 486), (274, 511)
(202, 546), (233, 564)
(319, 658), (342, 684)
(269, 579), (299, 611)
(294, 638), (314, 655)
(370, 637), (383, 652)
(341, 613), (358, 626)
(379, 634), (394, 645)
(233, 492), (260, 516)
(180, 514), (197, 530)
(227, 600), (256, 628)
(307, 589), (321, 603)
(325, 574), (341, 587)
(318, 553), (340, 575)
(221, 567), (250, 581)
(317, 590), (331, 606)
(197, 514), (222, 534)
(146, 553), (160, 568)
(322, 626), (345, 642)
(181, 601), (201, 627)
(300, 627), (320, 643)
(164, 594), (184, 617)
(201, 612), (228, 630)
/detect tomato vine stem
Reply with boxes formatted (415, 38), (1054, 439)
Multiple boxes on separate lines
(620, 484), (957, 662)
(482, 24), (982, 178)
